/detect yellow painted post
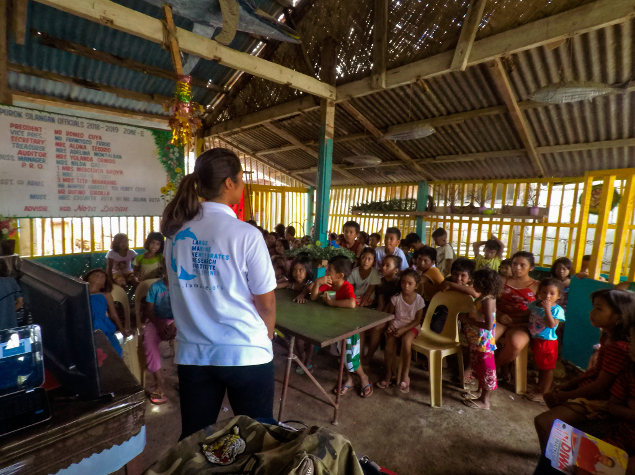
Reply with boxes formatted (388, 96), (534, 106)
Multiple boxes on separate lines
(280, 191), (286, 226)
(538, 182), (553, 266)
(573, 177), (594, 272)
(568, 182), (580, 259)
(609, 174), (635, 284)
(588, 175), (616, 280)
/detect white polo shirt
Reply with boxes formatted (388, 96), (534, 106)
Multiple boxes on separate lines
(166, 202), (276, 366)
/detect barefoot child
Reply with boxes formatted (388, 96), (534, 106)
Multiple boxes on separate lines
(377, 269), (425, 393)
(364, 255), (402, 365)
(534, 289), (635, 455)
(347, 247), (381, 307)
(525, 278), (565, 403)
(143, 268), (176, 404)
(310, 256), (373, 398)
(461, 268), (504, 410)
(289, 256), (315, 374)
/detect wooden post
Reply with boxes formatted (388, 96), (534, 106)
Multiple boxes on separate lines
(0, 1), (13, 105)
(306, 186), (315, 236)
(10, 0), (28, 45)
(416, 180), (428, 239)
(315, 38), (337, 245)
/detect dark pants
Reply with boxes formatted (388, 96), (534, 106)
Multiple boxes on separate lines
(177, 361), (275, 440)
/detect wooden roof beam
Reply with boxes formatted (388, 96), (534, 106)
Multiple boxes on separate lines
(217, 135), (312, 186)
(261, 122), (366, 184)
(371, 0), (388, 90)
(450, 0), (487, 72)
(338, 0), (635, 100)
(9, 0), (28, 45)
(11, 90), (168, 124)
(339, 101), (437, 180)
(34, 0), (336, 100)
(32, 30), (227, 93)
(488, 58), (545, 176)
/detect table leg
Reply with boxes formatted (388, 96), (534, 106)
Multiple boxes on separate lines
(278, 335), (295, 422)
(332, 338), (346, 425)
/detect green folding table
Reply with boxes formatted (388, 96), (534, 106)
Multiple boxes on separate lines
(274, 289), (393, 424)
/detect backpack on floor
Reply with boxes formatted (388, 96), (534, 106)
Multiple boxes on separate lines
(145, 415), (365, 475)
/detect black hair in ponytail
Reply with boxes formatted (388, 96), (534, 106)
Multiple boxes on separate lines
(161, 148), (242, 238)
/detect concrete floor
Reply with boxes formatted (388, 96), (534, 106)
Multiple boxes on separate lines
(124, 341), (546, 475)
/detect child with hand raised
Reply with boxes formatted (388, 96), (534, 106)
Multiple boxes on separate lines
(377, 269), (425, 393)
(310, 256), (373, 398)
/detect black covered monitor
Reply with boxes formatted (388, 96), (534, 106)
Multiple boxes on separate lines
(18, 259), (103, 399)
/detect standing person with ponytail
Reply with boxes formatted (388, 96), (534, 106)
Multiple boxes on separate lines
(161, 148), (277, 439)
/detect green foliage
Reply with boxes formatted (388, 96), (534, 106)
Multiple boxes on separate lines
(285, 244), (356, 262)
(351, 198), (417, 213)
(151, 129), (185, 186)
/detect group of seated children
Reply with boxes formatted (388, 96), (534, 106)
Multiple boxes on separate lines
(85, 231), (174, 405)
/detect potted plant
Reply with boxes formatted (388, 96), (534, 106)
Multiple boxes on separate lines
(285, 241), (356, 268)
(526, 184), (540, 216)
(0, 216), (17, 255)
(468, 185), (491, 213)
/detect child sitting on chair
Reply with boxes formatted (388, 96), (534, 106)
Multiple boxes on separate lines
(133, 232), (165, 282)
(376, 269), (425, 394)
(106, 233), (138, 288)
(82, 269), (129, 357)
(310, 256), (373, 398)
(525, 278), (565, 404)
(143, 267), (176, 405)
(363, 255), (402, 366)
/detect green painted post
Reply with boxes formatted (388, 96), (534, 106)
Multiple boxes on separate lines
(314, 101), (335, 246)
(416, 180), (428, 240)
(305, 186), (315, 236)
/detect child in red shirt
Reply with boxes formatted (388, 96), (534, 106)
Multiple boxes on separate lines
(310, 256), (373, 398)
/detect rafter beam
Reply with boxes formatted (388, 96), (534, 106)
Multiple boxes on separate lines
(338, 0), (635, 100)
(451, 0), (487, 71)
(32, 30), (227, 93)
(11, 90), (168, 124)
(262, 122), (365, 184)
(8, 63), (172, 106)
(10, 0), (28, 44)
(488, 58), (545, 176)
(217, 135), (312, 186)
(339, 101), (436, 180)
(33, 0), (336, 100)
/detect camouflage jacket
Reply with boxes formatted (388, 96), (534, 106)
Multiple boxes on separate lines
(145, 416), (365, 475)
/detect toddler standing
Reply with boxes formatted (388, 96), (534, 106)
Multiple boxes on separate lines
(460, 268), (504, 410)
(525, 278), (565, 403)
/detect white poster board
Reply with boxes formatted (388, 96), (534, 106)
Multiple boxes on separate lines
(0, 105), (174, 217)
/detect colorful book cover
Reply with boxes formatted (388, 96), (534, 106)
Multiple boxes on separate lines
(546, 419), (629, 474)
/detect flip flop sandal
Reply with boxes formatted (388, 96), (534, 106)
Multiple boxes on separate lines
(523, 393), (547, 405)
(149, 391), (167, 405)
(295, 366), (305, 375)
(376, 380), (391, 389)
(360, 382), (373, 398)
(399, 381), (410, 394)
(333, 384), (353, 395)
(461, 391), (480, 400)
(463, 399), (489, 410)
